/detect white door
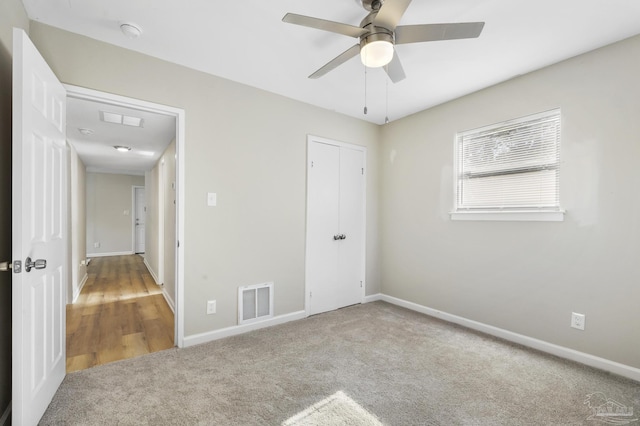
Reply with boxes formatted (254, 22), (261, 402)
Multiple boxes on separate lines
(306, 138), (365, 316)
(307, 141), (341, 315)
(336, 147), (365, 308)
(134, 187), (146, 253)
(12, 29), (67, 426)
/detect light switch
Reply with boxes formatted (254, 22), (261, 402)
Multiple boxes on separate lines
(207, 192), (217, 207)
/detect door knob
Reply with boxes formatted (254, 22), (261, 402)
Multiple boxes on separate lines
(333, 234), (341, 240)
(25, 257), (47, 272)
(339, 234), (346, 240)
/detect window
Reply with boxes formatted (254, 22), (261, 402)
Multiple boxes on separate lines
(451, 109), (563, 221)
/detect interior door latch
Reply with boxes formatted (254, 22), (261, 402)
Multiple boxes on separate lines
(0, 260), (22, 273)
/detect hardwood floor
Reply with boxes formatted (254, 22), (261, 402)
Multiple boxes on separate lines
(66, 255), (174, 372)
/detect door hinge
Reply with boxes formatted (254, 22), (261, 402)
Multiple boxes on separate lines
(311, 161), (314, 168)
(309, 291), (312, 298)
(360, 281), (363, 288)
(177, 240), (180, 248)
(361, 168), (364, 175)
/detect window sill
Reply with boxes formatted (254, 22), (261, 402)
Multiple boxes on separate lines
(450, 210), (565, 222)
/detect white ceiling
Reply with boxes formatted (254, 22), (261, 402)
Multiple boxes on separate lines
(67, 96), (175, 175)
(22, 0), (640, 127)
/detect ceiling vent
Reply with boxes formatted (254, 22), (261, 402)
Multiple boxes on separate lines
(100, 111), (144, 127)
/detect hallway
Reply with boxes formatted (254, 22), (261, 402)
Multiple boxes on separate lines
(66, 255), (174, 372)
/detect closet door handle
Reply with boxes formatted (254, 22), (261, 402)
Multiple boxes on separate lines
(340, 234), (346, 240)
(333, 234), (341, 240)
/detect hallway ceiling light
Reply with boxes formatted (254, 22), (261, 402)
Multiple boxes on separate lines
(114, 145), (132, 152)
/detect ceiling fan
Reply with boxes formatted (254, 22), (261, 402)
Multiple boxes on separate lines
(283, 0), (485, 83)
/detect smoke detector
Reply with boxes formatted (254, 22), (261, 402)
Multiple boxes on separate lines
(120, 23), (142, 39)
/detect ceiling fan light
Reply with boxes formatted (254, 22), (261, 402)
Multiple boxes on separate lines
(360, 40), (394, 68)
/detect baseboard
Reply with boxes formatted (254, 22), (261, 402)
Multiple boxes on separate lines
(162, 288), (175, 314)
(363, 293), (382, 303)
(380, 294), (640, 383)
(0, 402), (10, 426)
(183, 310), (307, 348)
(143, 258), (160, 285)
(72, 273), (88, 303)
(87, 251), (133, 258)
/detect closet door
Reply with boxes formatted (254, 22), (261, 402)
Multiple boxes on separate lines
(337, 146), (365, 309)
(306, 137), (365, 316)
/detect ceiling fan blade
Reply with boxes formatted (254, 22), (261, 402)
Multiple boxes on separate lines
(283, 13), (367, 38)
(373, 0), (412, 30)
(384, 50), (406, 83)
(395, 22), (485, 45)
(309, 44), (361, 79)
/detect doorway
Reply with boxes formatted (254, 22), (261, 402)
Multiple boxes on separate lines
(65, 85), (186, 349)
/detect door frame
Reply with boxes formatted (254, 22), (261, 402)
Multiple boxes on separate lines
(65, 84), (186, 347)
(304, 134), (367, 316)
(132, 185), (145, 254)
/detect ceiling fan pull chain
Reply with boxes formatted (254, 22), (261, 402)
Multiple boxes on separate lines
(385, 70), (389, 124)
(363, 59), (368, 115)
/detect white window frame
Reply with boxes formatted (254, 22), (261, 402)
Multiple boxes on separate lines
(451, 109), (565, 222)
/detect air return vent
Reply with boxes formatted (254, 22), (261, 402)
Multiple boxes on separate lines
(238, 282), (273, 325)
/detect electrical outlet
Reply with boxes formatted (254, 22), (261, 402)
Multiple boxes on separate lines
(207, 300), (216, 315)
(94, 242), (100, 248)
(571, 312), (585, 330)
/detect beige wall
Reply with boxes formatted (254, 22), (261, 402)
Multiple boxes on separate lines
(380, 35), (640, 369)
(144, 140), (177, 307)
(0, 0), (29, 419)
(69, 143), (87, 301)
(86, 172), (145, 256)
(163, 139), (177, 307)
(144, 167), (159, 279)
(145, 139), (177, 307)
(29, 22), (381, 337)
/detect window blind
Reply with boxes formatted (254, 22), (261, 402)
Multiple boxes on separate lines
(455, 109), (561, 212)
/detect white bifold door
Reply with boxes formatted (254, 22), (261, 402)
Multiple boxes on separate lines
(306, 137), (365, 316)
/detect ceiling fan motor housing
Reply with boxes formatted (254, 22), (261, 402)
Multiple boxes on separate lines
(361, 0), (383, 12)
(359, 12), (394, 46)
(360, 30), (394, 49)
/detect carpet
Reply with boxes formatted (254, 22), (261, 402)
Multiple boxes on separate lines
(40, 301), (639, 425)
